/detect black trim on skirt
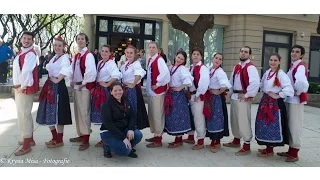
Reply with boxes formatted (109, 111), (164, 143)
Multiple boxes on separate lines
(57, 79), (72, 125)
(256, 98), (289, 147)
(206, 94), (229, 140)
(135, 85), (149, 130)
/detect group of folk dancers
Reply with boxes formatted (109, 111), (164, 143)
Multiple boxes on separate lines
(12, 31), (309, 163)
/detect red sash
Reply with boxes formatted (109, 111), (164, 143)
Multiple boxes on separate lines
(164, 88), (173, 115)
(38, 79), (55, 103)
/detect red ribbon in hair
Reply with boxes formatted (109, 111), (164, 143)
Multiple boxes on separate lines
(54, 35), (68, 46)
(274, 77), (281, 87)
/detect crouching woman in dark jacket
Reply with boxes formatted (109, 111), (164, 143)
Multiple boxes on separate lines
(100, 82), (143, 158)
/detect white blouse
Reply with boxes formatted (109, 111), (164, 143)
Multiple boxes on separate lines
(169, 65), (193, 87)
(46, 54), (72, 79)
(96, 60), (121, 82)
(120, 60), (146, 84)
(208, 67), (232, 89)
(261, 69), (294, 99)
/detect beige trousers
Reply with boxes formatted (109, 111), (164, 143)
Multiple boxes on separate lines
(15, 90), (35, 139)
(189, 100), (206, 139)
(286, 103), (304, 149)
(230, 99), (253, 141)
(148, 95), (165, 136)
(73, 90), (91, 136)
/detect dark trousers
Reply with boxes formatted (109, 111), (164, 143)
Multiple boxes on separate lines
(100, 129), (143, 156)
(0, 62), (8, 83)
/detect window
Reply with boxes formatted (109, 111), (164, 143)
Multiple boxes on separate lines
(168, 23), (224, 66)
(99, 20), (108, 32)
(145, 23), (153, 35)
(155, 22), (162, 47)
(95, 16), (157, 56)
(309, 36), (320, 82)
(98, 36), (108, 50)
(262, 31), (292, 75)
(168, 23), (190, 65)
(113, 20), (140, 34)
(203, 27), (224, 66)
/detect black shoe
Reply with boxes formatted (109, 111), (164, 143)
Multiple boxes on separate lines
(132, 148), (136, 152)
(128, 151), (138, 158)
(104, 151), (112, 158)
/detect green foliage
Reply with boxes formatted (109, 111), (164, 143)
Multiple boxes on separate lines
(308, 82), (320, 94)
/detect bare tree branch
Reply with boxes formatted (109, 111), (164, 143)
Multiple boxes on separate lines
(0, 15), (10, 39)
(194, 14), (215, 34)
(166, 14), (193, 35)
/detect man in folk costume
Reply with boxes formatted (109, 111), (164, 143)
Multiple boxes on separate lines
(145, 42), (170, 148)
(183, 47), (210, 150)
(277, 45), (309, 162)
(12, 31), (40, 156)
(69, 33), (97, 151)
(36, 35), (73, 148)
(223, 46), (260, 156)
(91, 44), (121, 147)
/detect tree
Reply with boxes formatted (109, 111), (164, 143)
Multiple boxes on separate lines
(0, 14), (83, 54)
(166, 14), (215, 62)
(317, 15), (320, 34)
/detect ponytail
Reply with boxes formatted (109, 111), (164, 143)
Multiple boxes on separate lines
(273, 64), (281, 87)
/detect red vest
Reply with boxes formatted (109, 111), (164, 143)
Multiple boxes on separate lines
(232, 62), (254, 94)
(292, 62), (308, 103)
(73, 50), (96, 90)
(17, 49), (39, 94)
(192, 64), (205, 101)
(150, 55), (167, 94)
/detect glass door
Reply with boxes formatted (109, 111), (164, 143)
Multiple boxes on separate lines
(278, 47), (289, 72)
(262, 46), (276, 73)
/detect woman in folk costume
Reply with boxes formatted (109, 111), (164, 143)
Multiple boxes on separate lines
(203, 53), (231, 153)
(120, 45), (149, 130)
(255, 53), (294, 157)
(36, 35), (72, 148)
(164, 51), (193, 148)
(91, 44), (121, 147)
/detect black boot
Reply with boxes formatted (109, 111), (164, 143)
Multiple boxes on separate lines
(104, 151), (112, 158)
(128, 150), (138, 158)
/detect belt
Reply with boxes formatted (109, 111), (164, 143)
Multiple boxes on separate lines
(189, 91), (196, 95)
(75, 82), (82, 85)
(13, 85), (21, 89)
(233, 90), (244, 93)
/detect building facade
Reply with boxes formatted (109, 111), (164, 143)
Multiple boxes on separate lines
(84, 14), (320, 82)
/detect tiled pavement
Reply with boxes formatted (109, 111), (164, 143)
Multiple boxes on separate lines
(0, 98), (320, 167)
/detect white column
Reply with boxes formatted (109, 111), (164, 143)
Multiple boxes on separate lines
(84, 14), (93, 50)
(161, 20), (169, 54)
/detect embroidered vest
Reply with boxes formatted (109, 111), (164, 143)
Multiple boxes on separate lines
(17, 49), (39, 94)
